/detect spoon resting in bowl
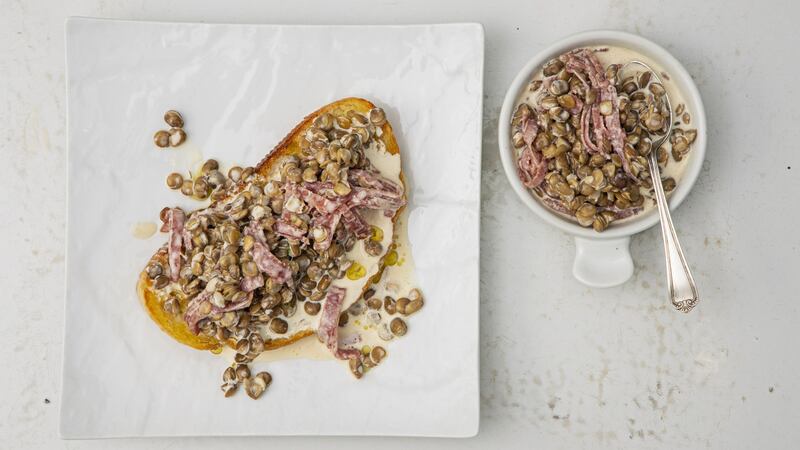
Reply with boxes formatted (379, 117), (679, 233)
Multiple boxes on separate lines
(621, 60), (699, 313)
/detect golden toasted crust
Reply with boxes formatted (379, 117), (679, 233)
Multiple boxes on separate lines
(138, 249), (221, 350)
(137, 97), (404, 352)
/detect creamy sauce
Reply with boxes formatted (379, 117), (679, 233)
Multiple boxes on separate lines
(227, 129), (420, 367)
(338, 205), (418, 355)
(234, 334), (331, 362)
(330, 137), (402, 312)
(243, 206), (419, 364)
(168, 141), (205, 176)
(242, 137), (404, 344)
(131, 221), (157, 239)
(513, 45), (697, 222)
(164, 140), (206, 179)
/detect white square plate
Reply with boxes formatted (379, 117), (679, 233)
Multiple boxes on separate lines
(62, 18), (483, 438)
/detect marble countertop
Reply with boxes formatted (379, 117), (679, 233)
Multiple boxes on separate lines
(2, 0), (798, 449)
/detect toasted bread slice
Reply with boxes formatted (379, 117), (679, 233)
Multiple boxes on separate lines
(138, 97), (404, 352)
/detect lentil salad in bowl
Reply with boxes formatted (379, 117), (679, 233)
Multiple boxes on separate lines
(498, 30), (706, 287)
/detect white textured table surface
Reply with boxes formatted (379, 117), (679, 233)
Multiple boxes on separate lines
(2, 1), (798, 449)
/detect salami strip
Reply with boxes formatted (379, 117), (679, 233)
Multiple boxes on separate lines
(514, 111), (547, 188)
(243, 220), (293, 284)
(184, 291), (253, 334)
(164, 208), (185, 281)
(274, 219), (307, 241)
(240, 273), (264, 292)
(339, 207), (370, 239)
(562, 49), (634, 179)
(317, 286), (361, 360)
(252, 241), (292, 284)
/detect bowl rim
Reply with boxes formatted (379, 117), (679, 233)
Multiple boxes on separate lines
(498, 29), (707, 239)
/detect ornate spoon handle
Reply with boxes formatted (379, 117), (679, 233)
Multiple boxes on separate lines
(647, 153), (699, 313)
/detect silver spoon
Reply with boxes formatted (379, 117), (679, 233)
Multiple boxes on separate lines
(622, 61), (699, 313)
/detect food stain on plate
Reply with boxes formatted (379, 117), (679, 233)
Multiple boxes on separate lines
(131, 221), (157, 239)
